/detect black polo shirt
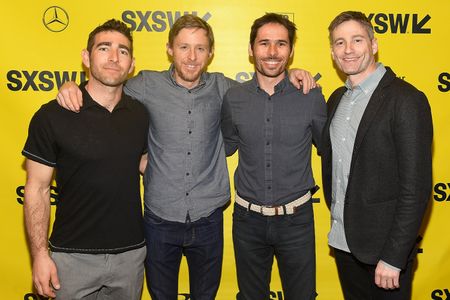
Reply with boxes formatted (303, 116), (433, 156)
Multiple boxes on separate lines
(22, 84), (149, 254)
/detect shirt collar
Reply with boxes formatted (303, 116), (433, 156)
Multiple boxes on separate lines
(345, 63), (386, 94)
(251, 70), (290, 94)
(167, 64), (208, 91)
(79, 81), (132, 112)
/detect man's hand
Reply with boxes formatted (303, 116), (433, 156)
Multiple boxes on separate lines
(288, 69), (318, 94)
(56, 81), (83, 112)
(374, 261), (400, 290)
(32, 253), (60, 298)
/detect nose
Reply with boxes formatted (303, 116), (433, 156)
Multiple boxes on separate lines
(344, 42), (353, 54)
(269, 44), (277, 56)
(188, 48), (197, 61)
(109, 49), (119, 62)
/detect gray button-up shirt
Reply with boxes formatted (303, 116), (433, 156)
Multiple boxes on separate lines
(124, 65), (236, 222)
(221, 74), (327, 205)
(328, 63), (386, 251)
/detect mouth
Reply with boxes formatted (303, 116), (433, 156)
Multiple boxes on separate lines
(184, 64), (200, 70)
(262, 59), (282, 66)
(342, 57), (359, 62)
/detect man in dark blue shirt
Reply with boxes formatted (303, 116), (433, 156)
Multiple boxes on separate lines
(221, 13), (327, 300)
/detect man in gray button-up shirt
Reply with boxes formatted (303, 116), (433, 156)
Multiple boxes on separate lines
(221, 13), (326, 300)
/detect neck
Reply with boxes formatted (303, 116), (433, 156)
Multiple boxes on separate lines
(348, 63), (378, 87)
(256, 71), (285, 96)
(85, 80), (123, 112)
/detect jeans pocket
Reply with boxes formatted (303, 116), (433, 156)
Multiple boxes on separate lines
(144, 210), (165, 225)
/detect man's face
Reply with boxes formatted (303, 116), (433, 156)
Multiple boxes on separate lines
(331, 20), (378, 84)
(167, 28), (212, 89)
(82, 30), (134, 87)
(249, 22), (293, 80)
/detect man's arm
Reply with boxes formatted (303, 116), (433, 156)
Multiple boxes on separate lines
(288, 69), (318, 94)
(56, 81), (83, 112)
(24, 159), (60, 298)
(221, 94), (238, 156)
(310, 90), (327, 155)
(139, 153), (148, 174)
(376, 90), (433, 289)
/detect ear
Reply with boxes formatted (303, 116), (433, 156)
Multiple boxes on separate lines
(330, 47), (336, 61)
(248, 43), (253, 57)
(166, 43), (174, 57)
(128, 57), (135, 75)
(208, 47), (214, 59)
(81, 49), (90, 69)
(372, 38), (378, 55)
(289, 45), (294, 58)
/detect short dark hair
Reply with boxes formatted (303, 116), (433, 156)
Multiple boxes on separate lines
(87, 19), (133, 55)
(249, 13), (296, 50)
(168, 14), (214, 51)
(328, 11), (374, 44)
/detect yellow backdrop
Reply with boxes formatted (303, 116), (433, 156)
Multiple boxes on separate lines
(1, 1), (448, 299)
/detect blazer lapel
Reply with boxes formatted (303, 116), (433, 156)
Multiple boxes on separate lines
(352, 68), (396, 155)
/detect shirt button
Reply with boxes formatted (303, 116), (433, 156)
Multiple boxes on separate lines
(338, 159), (342, 163)
(187, 152), (191, 155)
(266, 163), (271, 167)
(188, 110), (192, 114)
(186, 192), (189, 196)
(268, 186), (272, 190)
(266, 141), (270, 145)
(266, 118), (270, 122)
(189, 130), (192, 134)
(188, 90), (192, 94)
(341, 137), (346, 141)
(268, 97), (272, 100)
(186, 172), (190, 176)
(346, 117), (350, 121)
(334, 220), (338, 224)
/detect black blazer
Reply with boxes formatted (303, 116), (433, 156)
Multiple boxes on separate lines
(321, 67), (433, 269)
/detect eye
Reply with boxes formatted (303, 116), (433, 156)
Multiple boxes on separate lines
(98, 46), (108, 51)
(120, 49), (129, 55)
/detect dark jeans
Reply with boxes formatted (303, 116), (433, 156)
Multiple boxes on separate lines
(233, 201), (316, 300)
(144, 208), (224, 300)
(333, 248), (414, 300)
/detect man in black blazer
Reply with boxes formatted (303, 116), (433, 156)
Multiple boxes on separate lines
(321, 11), (433, 300)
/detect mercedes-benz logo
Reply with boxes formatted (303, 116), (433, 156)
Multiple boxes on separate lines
(43, 6), (69, 32)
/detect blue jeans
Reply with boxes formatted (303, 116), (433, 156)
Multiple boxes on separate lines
(144, 208), (224, 300)
(233, 201), (316, 300)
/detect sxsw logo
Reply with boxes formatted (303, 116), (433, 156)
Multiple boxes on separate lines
(122, 10), (212, 32)
(431, 289), (450, 300)
(6, 70), (86, 92)
(438, 72), (450, 92)
(367, 13), (431, 34)
(434, 183), (450, 202)
(16, 185), (58, 205)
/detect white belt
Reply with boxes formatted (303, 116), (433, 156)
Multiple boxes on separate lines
(235, 191), (311, 216)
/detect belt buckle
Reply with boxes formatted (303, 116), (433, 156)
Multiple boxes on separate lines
(263, 205), (280, 216)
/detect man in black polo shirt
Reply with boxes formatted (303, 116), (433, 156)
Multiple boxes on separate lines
(22, 19), (149, 299)
(221, 14), (327, 299)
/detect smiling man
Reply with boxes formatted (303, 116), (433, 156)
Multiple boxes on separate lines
(321, 11), (433, 300)
(56, 14), (317, 299)
(23, 19), (149, 299)
(221, 13), (326, 300)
